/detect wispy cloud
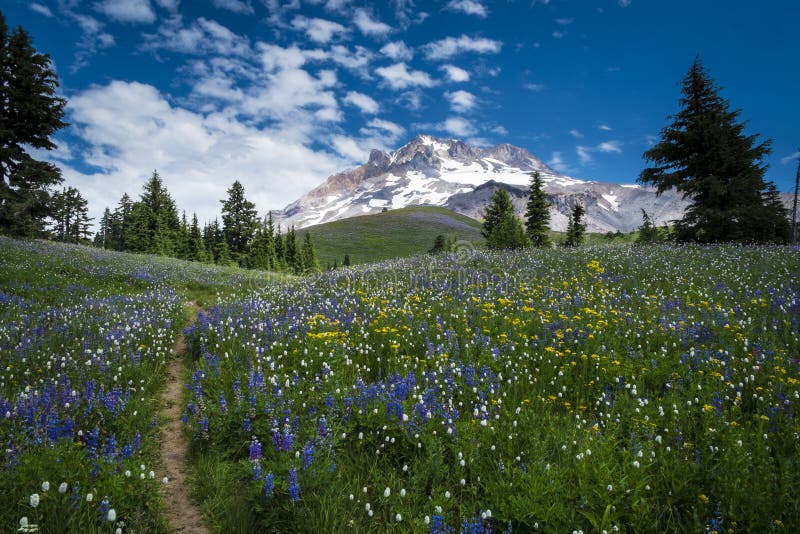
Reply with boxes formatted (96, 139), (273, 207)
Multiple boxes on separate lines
(353, 9), (392, 37)
(422, 34), (502, 60)
(555, 17), (573, 25)
(548, 151), (570, 173)
(577, 140), (623, 164)
(343, 91), (379, 114)
(444, 0), (489, 18)
(211, 0), (254, 15)
(439, 116), (476, 137)
(291, 16), (348, 44)
(440, 64), (470, 82)
(380, 41), (414, 61)
(30, 3), (54, 17)
(375, 62), (436, 90)
(94, 0), (156, 24)
(598, 123), (612, 131)
(524, 82), (545, 91)
(597, 140), (622, 153)
(445, 90), (477, 113)
(618, 0), (632, 6)
(781, 150), (800, 165)
(569, 129), (583, 138)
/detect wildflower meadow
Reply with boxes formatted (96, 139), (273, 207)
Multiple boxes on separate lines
(1, 236), (798, 532)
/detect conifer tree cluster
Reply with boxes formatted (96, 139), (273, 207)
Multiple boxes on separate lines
(95, 173), (319, 274)
(482, 175), (554, 250)
(50, 186), (92, 244)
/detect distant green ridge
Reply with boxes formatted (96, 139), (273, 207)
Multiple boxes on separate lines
(297, 206), (484, 266)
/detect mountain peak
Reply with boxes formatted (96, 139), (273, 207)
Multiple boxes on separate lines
(274, 134), (687, 232)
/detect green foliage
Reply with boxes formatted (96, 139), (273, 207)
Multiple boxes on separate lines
(639, 57), (789, 243)
(299, 232), (319, 274)
(635, 209), (663, 244)
(484, 187), (528, 250)
(220, 180), (258, 265)
(429, 234), (449, 254)
(563, 203), (586, 247)
(0, 10), (67, 237)
(187, 213), (208, 262)
(50, 186), (92, 244)
(125, 171), (181, 256)
(524, 172), (551, 247)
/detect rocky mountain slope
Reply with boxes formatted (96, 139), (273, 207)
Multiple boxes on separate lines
(276, 135), (687, 232)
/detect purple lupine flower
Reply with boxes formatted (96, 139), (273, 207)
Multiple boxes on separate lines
(317, 415), (327, 437)
(288, 467), (300, 502)
(263, 472), (274, 497)
(302, 441), (315, 470)
(249, 439), (262, 461)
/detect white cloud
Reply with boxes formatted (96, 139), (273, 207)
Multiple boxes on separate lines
(445, 0), (489, 18)
(556, 17), (573, 25)
(548, 151), (569, 173)
(490, 125), (508, 136)
(569, 129), (583, 138)
(576, 145), (592, 164)
(353, 9), (392, 37)
(781, 151), (800, 165)
(380, 41), (414, 61)
(154, 0), (180, 10)
(63, 81), (349, 225)
(439, 117), (476, 137)
(343, 91), (379, 114)
(598, 123), (612, 131)
(94, 0), (156, 23)
(66, 12), (116, 71)
(142, 16), (252, 58)
(445, 90), (476, 113)
(326, 45), (374, 75)
(552, 30), (565, 39)
(524, 82), (544, 91)
(30, 3), (54, 17)
(618, 0), (632, 6)
(375, 63), (436, 90)
(211, 0), (254, 15)
(576, 140), (622, 165)
(598, 140), (622, 153)
(291, 16), (348, 43)
(422, 34), (502, 60)
(440, 64), (470, 82)
(364, 118), (405, 139)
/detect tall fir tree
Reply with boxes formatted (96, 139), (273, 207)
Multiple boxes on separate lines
(524, 171), (551, 247)
(126, 171), (181, 255)
(484, 187), (527, 250)
(300, 232), (319, 274)
(274, 224), (286, 271)
(247, 215), (277, 270)
(187, 213), (207, 262)
(50, 186), (92, 243)
(639, 57), (788, 243)
(108, 193), (133, 251)
(95, 207), (112, 248)
(563, 203), (586, 247)
(635, 209), (662, 244)
(220, 180), (258, 265)
(285, 226), (299, 273)
(0, 10), (67, 237)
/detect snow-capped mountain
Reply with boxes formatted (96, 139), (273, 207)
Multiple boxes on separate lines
(276, 135), (687, 232)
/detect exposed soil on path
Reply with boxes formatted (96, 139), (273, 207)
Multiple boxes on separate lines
(159, 302), (208, 534)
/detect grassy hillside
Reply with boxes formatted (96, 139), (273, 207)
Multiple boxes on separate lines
(298, 206), (484, 266)
(298, 206), (639, 267)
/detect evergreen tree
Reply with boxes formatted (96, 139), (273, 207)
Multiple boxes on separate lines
(639, 57), (788, 243)
(300, 232), (319, 273)
(248, 215), (277, 270)
(126, 171), (181, 255)
(0, 11), (67, 237)
(108, 193), (133, 251)
(482, 187), (515, 239)
(220, 180), (258, 265)
(636, 209), (662, 244)
(187, 213), (208, 262)
(429, 234), (448, 254)
(274, 224), (285, 270)
(50, 186), (92, 243)
(524, 171), (551, 247)
(95, 207), (112, 248)
(177, 211), (190, 260)
(343, 254), (351, 267)
(484, 187), (527, 250)
(563, 203), (586, 247)
(285, 226), (299, 273)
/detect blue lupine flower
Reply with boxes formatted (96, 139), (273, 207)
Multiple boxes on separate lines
(288, 467), (300, 502)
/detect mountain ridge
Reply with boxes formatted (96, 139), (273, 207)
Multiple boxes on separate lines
(275, 134), (688, 232)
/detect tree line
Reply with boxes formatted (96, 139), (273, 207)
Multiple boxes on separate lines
(93, 172), (319, 274)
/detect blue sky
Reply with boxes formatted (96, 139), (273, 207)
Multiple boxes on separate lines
(5, 0), (799, 224)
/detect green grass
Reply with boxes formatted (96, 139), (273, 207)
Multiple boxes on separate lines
(298, 206), (484, 266)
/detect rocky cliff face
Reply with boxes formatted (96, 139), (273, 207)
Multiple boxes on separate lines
(275, 135), (688, 232)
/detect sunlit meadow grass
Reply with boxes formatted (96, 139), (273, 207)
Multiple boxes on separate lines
(183, 244), (799, 533)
